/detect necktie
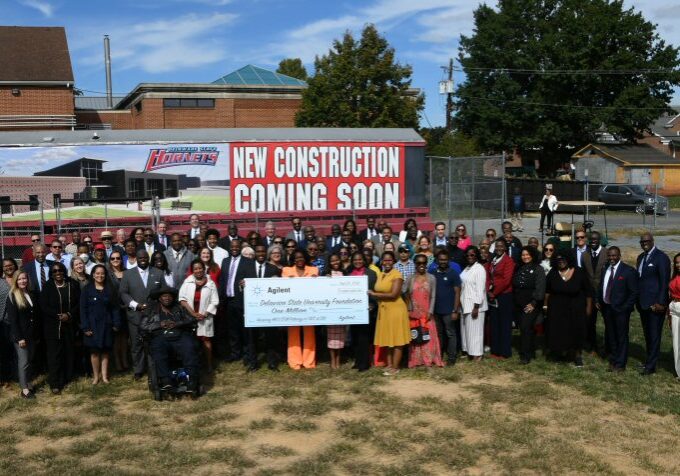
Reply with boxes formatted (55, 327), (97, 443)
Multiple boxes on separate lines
(296, 232), (301, 242)
(640, 253), (648, 276)
(604, 266), (615, 304)
(258, 263), (263, 278)
(592, 250), (597, 262)
(140, 269), (148, 287)
(40, 264), (46, 290)
(227, 258), (238, 296)
(175, 251), (181, 262)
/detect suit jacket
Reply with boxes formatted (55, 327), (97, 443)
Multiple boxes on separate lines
(359, 228), (380, 242)
(119, 267), (165, 325)
(581, 246), (607, 292)
(326, 235), (343, 250)
(286, 230), (305, 243)
(22, 260), (51, 293)
(187, 227), (202, 240)
(599, 262), (638, 314)
(636, 247), (671, 309)
(156, 234), (170, 249)
(218, 235), (245, 250)
(137, 242), (167, 255)
(164, 247), (195, 288)
(372, 236), (402, 256)
(244, 261), (281, 280)
(218, 255), (254, 307)
(7, 293), (39, 342)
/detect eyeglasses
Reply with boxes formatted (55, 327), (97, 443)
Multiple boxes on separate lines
(448, 236), (457, 240)
(399, 250), (409, 253)
(456, 228), (465, 231)
(102, 237), (112, 241)
(415, 261), (427, 266)
(52, 245), (62, 249)
(110, 257), (121, 261)
(144, 234), (154, 237)
(31, 238), (41, 242)
(486, 233), (496, 237)
(273, 241), (283, 244)
(286, 245), (296, 249)
(576, 235), (586, 239)
(84, 241), (92, 244)
(544, 248), (555, 252)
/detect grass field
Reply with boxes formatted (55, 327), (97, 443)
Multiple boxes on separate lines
(1, 312), (680, 475)
(160, 195), (230, 213)
(2, 207), (147, 222)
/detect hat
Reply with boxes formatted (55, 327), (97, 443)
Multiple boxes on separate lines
(397, 245), (409, 252)
(150, 285), (178, 300)
(100, 230), (113, 238)
(94, 243), (106, 251)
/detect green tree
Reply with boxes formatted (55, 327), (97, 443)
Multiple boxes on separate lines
(421, 127), (480, 157)
(296, 24), (423, 128)
(454, 0), (680, 166)
(276, 58), (308, 81)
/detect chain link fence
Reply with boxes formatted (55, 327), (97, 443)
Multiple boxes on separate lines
(427, 155), (506, 241)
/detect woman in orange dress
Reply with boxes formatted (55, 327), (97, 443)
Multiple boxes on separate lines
(281, 249), (319, 369)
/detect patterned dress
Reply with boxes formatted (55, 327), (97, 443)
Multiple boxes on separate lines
(327, 270), (347, 349)
(408, 277), (443, 368)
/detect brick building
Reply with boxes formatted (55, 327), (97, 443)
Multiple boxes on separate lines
(0, 26), (306, 131)
(0, 26), (76, 130)
(0, 176), (86, 214)
(74, 66), (305, 130)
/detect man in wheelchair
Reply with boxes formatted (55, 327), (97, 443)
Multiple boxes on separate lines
(141, 286), (200, 393)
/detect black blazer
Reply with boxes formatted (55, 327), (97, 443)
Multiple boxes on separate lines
(7, 293), (39, 343)
(39, 279), (81, 340)
(218, 255), (254, 307)
(244, 261), (281, 279)
(359, 228), (379, 242)
(137, 242), (167, 254)
(599, 262), (638, 314)
(22, 260), (51, 293)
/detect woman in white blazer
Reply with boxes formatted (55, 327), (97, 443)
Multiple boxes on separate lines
(459, 246), (488, 361)
(538, 187), (559, 233)
(178, 259), (220, 372)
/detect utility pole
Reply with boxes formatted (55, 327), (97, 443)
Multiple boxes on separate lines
(440, 58), (454, 131)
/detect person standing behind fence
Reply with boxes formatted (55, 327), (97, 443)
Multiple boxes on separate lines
(637, 233), (670, 376)
(510, 187), (525, 232)
(538, 185), (558, 234)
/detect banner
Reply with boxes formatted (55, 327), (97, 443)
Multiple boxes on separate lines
(244, 276), (369, 327)
(230, 142), (406, 213)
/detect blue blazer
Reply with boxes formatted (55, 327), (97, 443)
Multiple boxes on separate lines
(636, 248), (670, 309)
(598, 262), (638, 314)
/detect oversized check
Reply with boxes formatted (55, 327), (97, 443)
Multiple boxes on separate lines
(244, 276), (369, 327)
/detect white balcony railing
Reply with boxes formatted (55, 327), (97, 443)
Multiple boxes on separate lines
(0, 115), (77, 128)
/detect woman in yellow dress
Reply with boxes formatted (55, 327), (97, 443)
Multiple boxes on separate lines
(370, 251), (410, 376)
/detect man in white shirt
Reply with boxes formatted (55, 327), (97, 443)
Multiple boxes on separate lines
(188, 214), (201, 239)
(156, 221), (169, 249)
(286, 217), (304, 243)
(263, 221), (277, 247)
(573, 231), (588, 268)
(46, 239), (72, 270)
(205, 228), (228, 268)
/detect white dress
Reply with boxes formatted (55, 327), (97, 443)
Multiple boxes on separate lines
(178, 275), (219, 337)
(459, 262), (488, 357)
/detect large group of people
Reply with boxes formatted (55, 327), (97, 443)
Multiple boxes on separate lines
(0, 212), (677, 400)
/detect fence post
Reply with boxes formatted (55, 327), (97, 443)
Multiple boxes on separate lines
(471, 158), (476, 242)
(104, 203), (108, 230)
(0, 206), (4, 259)
(653, 183), (658, 229)
(55, 195), (61, 235)
(447, 157), (452, 232)
(501, 152), (507, 221)
(39, 200), (45, 241)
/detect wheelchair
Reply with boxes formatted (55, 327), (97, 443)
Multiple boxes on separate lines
(143, 333), (204, 401)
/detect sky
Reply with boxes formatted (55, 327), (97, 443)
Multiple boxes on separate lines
(2, 0), (680, 127)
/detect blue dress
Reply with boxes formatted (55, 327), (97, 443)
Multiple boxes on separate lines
(80, 284), (121, 350)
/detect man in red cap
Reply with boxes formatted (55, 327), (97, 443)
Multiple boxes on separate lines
(92, 243), (108, 265)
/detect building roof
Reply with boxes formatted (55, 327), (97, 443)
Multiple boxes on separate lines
(0, 26), (74, 83)
(571, 143), (680, 166)
(212, 65), (307, 87)
(75, 96), (124, 110)
(0, 128), (425, 148)
(648, 105), (680, 137)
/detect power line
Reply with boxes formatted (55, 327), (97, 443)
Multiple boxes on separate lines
(455, 66), (680, 75)
(458, 95), (676, 110)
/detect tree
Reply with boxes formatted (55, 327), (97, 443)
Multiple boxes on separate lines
(276, 58), (308, 81)
(454, 0), (680, 167)
(421, 127), (480, 157)
(296, 24), (423, 128)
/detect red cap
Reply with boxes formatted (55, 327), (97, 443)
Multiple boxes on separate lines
(94, 243), (106, 251)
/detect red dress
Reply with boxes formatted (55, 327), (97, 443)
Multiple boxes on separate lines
(407, 277), (443, 368)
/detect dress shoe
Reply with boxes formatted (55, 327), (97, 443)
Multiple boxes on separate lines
(267, 364), (279, 372)
(50, 388), (61, 395)
(247, 365), (259, 373)
(519, 358), (530, 365)
(133, 373), (143, 381)
(574, 356), (584, 368)
(21, 390), (35, 399)
(640, 368), (656, 376)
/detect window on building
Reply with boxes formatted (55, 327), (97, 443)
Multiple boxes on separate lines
(53, 193), (61, 207)
(163, 98), (214, 108)
(147, 179), (163, 199)
(129, 178), (145, 198)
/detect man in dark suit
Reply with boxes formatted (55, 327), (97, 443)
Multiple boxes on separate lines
(218, 239), (253, 362)
(164, 233), (194, 288)
(119, 250), (165, 379)
(242, 243), (282, 372)
(156, 221), (170, 249)
(218, 222), (244, 250)
(23, 244), (51, 293)
(501, 221), (522, 264)
(187, 214), (202, 239)
(372, 226), (401, 256)
(637, 233), (671, 375)
(331, 229), (355, 255)
(359, 217), (379, 242)
(326, 224), (343, 250)
(597, 246), (638, 371)
(263, 221), (277, 248)
(285, 217), (304, 243)
(138, 228), (166, 255)
(581, 231), (608, 354)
